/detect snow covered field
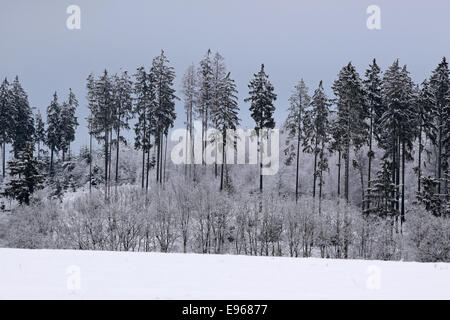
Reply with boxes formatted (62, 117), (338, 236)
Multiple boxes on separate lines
(0, 248), (449, 299)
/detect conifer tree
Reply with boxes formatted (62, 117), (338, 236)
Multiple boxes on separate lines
(429, 57), (450, 216)
(245, 64), (277, 192)
(10, 76), (34, 158)
(112, 71), (133, 187)
(134, 67), (155, 189)
(60, 88), (79, 161)
(196, 49), (214, 166)
(3, 143), (44, 205)
(151, 50), (177, 185)
(210, 72), (240, 191)
(0, 78), (13, 178)
(34, 110), (45, 160)
(364, 59), (383, 208)
(303, 81), (330, 201)
(283, 79), (310, 201)
(46, 92), (61, 172)
(332, 63), (368, 204)
(181, 64), (197, 180)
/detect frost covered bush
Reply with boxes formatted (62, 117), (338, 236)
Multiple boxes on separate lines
(407, 205), (450, 262)
(6, 200), (62, 249)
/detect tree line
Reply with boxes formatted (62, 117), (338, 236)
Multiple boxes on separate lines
(0, 52), (449, 228)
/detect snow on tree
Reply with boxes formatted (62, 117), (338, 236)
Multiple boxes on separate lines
(10, 76), (34, 158)
(181, 64), (197, 180)
(34, 110), (46, 160)
(210, 72), (240, 191)
(332, 62), (368, 205)
(3, 143), (44, 205)
(60, 88), (79, 161)
(151, 50), (178, 185)
(46, 92), (62, 172)
(245, 64), (277, 192)
(133, 66), (156, 190)
(282, 79), (310, 201)
(0, 78), (13, 178)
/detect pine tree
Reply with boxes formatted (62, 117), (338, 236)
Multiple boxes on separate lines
(364, 160), (399, 218)
(112, 71), (133, 187)
(332, 62), (368, 204)
(303, 80), (330, 201)
(210, 72), (240, 191)
(245, 64), (277, 192)
(10, 76), (34, 158)
(429, 57), (450, 216)
(34, 110), (45, 160)
(364, 59), (383, 209)
(282, 79), (310, 201)
(0, 78), (13, 178)
(211, 52), (227, 177)
(60, 88), (79, 161)
(46, 92), (61, 172)
(417, 176), (441, 217)
(379, 60), (416, 225)
(181, 64), (197, 180)
(134, 66), (155, 190)
(87, 70), (114, 199)
(415, 80), (434, 193)
(3, 143), (44, 205)
(151, 50), (178, 185)
(196, 49), (214, 166)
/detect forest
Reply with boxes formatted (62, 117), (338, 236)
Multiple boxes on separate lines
(0, 50), (449, 262)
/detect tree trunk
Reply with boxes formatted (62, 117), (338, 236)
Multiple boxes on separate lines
(89, 132), (92, 193)
(337, 150), (341, 197)
(115, 125), (120, 187)
(50, 147), (54, 172)
(104, 129), (109, 200)
(220, 135), (225, 191)
(418, 123), (423, 192)
(295, 131), (300, 202)
(401, 141), (406, 229)
(163, 133), (168, 186)
(367, 114), (373, 210)
(2, 142), (5, 178)
(259, 130), (263, 192)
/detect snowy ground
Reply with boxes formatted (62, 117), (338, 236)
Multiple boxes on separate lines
(0, 248), (449, 299)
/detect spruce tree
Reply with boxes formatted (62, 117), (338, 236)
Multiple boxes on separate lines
(283, 79), (310, 201)
(303, 80), (330, 201)
(3, 143), (44, 205)
(46, 92), (61, 172)
(10, 76), (34, 158)
(181, 64), (197, 180)
(364, 59), (383, 209)
(332, 62), (368, 204)
(196, 49), (214, 166)
(151, 50), (177, 185)
(34, 110), (45, 160)
(60, 88), (79, 161)
(0, 78), (13, 178)
(210, 72), (240, 191)
(429, 57), (450, 216)
(133, 66), (155, 189)
(245, 64), (277, 192)
(112, 71), (133, 187)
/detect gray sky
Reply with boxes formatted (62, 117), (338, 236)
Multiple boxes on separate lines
(1, 0), (449, 152)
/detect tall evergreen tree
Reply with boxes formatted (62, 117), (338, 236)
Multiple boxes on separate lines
(181, 64), (197, 180)
(112, 71), (133, 187)
(0, 78), (13, 178)
(46, 92), (61, 172)
(332, 62), (368, 204)
(3, 143), (44, 205)
(245, 64), (277, 192)
(364, 59), (383, 209)
(10, 76), (34, 158)
(151, 50), (178, 185)
(60, 88), (79, 161)
(429, 57), (450, 216)
(196, 49), (214, 166)
(283, 79), (310, 201)
(303, 80), (330, 201)
(87, 70), (114, 199)
(210, 72), (240, 191)
(134, 67), (156, 190)
(34, 110), (45, 160)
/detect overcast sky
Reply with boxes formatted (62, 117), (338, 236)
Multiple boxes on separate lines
(1, 0), (449, 152)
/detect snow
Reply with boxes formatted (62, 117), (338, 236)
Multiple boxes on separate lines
(0, 248), (449, 299)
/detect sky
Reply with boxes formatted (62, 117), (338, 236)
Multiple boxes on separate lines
(1, 0), (449, 153)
